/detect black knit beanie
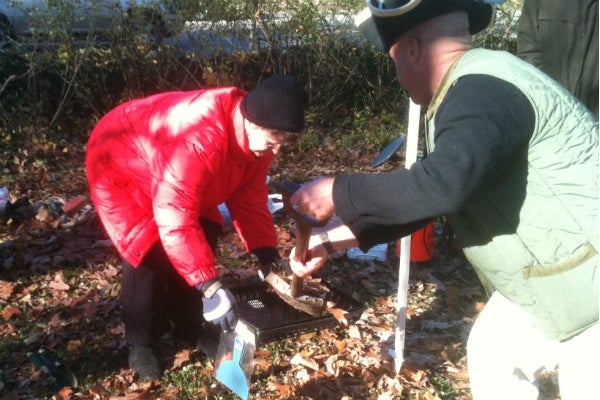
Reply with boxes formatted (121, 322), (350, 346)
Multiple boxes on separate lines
(241, 75), (308, 133)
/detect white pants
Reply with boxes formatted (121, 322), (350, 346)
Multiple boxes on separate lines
(467, 291), (599, 400)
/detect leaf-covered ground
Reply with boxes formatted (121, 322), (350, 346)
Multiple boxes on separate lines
(0, 138), (558, 400)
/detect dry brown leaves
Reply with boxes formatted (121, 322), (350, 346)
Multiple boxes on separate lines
(0, 136), (489, 400)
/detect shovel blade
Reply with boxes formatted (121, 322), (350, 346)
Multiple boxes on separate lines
(214, 321), (255, 400)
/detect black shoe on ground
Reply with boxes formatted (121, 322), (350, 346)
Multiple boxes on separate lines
(128, 345), (160, 380)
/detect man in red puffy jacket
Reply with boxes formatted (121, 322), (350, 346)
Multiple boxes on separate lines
(86, 75), (307, 380)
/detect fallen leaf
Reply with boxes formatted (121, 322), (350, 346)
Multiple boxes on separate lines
(297, 332), (316, 342)
(0, 280), (15, 300)
(1, 322), (16, 336)
(88, 382), (111, 398)
(294, 367), (311, 383)
(319, 328), (337, 342)
(66, 339), (82, 351)
(254, 349), (270, 358)
(290, 353), (319, 371)
(400, 360), (428, 386)
(447, 365), (470, 382)
(252, 357), (271, 372)
(440, 343), (463, 363)
(377, 391), (398, 400)
(376, 296), (395, 307)
(1, 306), (21, 321)
(328, 307), (348, 324)
(325, 354), (339, 376)
(348, 325), (361, 339)
(268, 381), (294, 396)
(377, 374), (404, 394)
(172, 349), (191, 369)
(49, 273), (70, 291)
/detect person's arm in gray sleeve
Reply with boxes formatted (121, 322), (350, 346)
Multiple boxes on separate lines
(517, 0), (542, 67)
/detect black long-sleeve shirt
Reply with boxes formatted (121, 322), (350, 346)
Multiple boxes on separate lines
(333, 74), (536, 251)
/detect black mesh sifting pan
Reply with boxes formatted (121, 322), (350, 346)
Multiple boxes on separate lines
(229, 282), (365, 345)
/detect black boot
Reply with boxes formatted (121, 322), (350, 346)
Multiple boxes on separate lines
(128, 345), (160, 380)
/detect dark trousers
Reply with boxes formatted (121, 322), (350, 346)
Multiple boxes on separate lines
(121, 218), (222, 346)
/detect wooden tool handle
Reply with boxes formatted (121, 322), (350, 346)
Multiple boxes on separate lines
(290, 275), (303, 298)
(270, 180), (331, 298)
(290, 223), (312, 297)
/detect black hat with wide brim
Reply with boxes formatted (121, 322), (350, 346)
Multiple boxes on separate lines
(355, 0), (495, 52)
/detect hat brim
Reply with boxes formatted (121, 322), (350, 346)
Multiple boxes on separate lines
(355, 7), (385, 51)
(466, 1), (494, 36)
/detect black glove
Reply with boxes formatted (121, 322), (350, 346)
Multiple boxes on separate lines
(258, 258), (292, 280)
(252, 246), (280, 265)
(197, 278), (237, 332)
(252, 247), (285, 279)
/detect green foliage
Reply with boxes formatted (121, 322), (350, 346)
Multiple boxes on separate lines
(431, 373), (463, 400)
(0, 0), (522, 147)
(165, 363), (237, 399)
(475, 0), (522, 52)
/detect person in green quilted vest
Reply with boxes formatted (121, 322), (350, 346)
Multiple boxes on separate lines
(288, 1), (598, 399)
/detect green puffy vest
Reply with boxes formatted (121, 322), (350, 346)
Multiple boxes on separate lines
(425, 48), (598, 341)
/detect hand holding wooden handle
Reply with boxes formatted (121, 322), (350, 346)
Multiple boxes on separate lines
(271, 180), (330, 298)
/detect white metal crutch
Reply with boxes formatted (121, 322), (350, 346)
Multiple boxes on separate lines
(390, 99), (421, 374)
